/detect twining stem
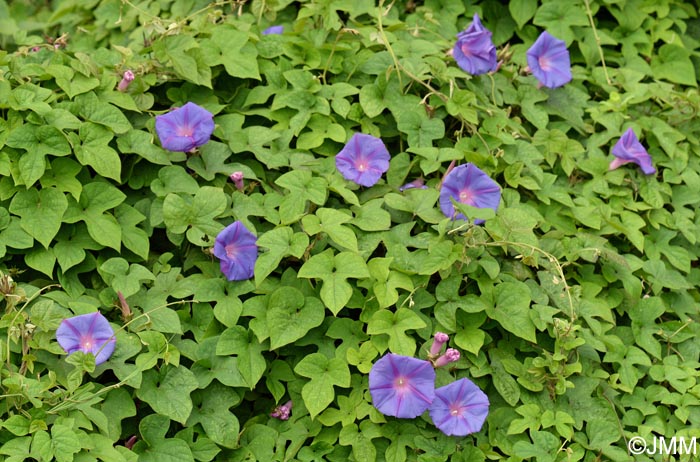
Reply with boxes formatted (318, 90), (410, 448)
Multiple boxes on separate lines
(377, 0), (403, 88)
(454, 227), (577, 320)
(583, 0), (612, 85)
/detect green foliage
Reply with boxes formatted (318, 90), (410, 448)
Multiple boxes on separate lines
(1, 0), (700, 461)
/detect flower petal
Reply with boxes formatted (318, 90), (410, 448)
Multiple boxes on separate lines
(453, 14), (497, 75)
(335, 133), (390, 187)
(369, 354), (436, 418)
(526, 31), (572, 88)
(429, 378), (489, 436)
(155, 102), (215, 152)
(213, 221), (258, 281)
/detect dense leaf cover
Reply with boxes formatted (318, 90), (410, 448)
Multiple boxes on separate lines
(1, 0), (700, 461)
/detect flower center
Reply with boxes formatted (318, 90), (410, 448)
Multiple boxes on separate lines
(450, 405), (463, 416)
(538, 56), (550, 71)
(458, 190), (471, 203)
(394, 376), (409, 392)
(80, 336), (94, 352)
(224, 243), (237, 258)
(176, 125), (194, 137)
(357, 162), (368, 172)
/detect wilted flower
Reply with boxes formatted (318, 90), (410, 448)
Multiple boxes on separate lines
(213, 221), (258, 281)
(439, 163), (501, 224)
(369, 353), (436, 418)
(155, 102), (215, 152)
(526, 31), (572, 89)
(230, 171), (244, 191)
(453, 14), (497, 75)
(56, 312), (116, 365)
(263, 25), (284, 35)
(434, 348), (460, 367)
(117, 70), (135, 92)
(336, 133), (390, 187)
(271, 400), (293, 420)
(429, 332), (449, 356)
(609, 128), (656, 175)
(429, 378), (489, 436)
(399, 178), (428, 192)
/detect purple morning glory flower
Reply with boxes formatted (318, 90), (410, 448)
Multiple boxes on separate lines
(429, 378), (489, 436)
(56, 312), (116, 365)
(263, 25), (284, 35)
(453, 14), (497, 75)
(439, 163), (501, 224)
(335, 133), (390, 187)
(155, 102), (215, 152)
(609, 128), (656, 175)
(526, 31), (572, 89)
(213, 221), (258, 281)
(369, 353), (436, 418)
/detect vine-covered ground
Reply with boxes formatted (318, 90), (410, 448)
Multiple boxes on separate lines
(1, 1), (699, 461)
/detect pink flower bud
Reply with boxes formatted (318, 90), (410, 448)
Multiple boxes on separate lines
(230, 171), (244, 191)
(270, 400), (293, 420)
(429, 332), (449, 356)
(117, 70), (135, 92)
(434, 348), (460, 367)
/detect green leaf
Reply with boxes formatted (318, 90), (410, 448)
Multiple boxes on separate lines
(2, 415), (30, 436)
(75, 122), (121, 181)
(25, 247), (56, 277)
(117, 130), (173, 165)
(138, 415), (195, 462)
(254, 227), (309, 285)
(216, 326), (267, 389)
(136, 366), (199, 425)
(651, 44), (696, 86)
(9, 187), (67, 248)
(275, 170), (328, 224)
(487, 282), (536, 342)
(188, 383), (240, 449)
(116, 204), (150, 260)
(295, 353), (351, 418)
(454, 326), (486, 356)
(367, 308), (426, 355)
(302, 208), (358, 252)
(63, 182), (125, 251)
(208, 26), (260, 80)
(50, 421), (81, 462)
(40, 158), (82, 201)
(509, 0), (538, 29)
(359, 84), (386, 118)
(74, 92), (132, 134)
(350, 199), (391, 231)
(533, 1), (588, 44)
(162, 187), (226, 244)
(267, 287), (325, 349)
(298, 250), (370, 314)
(397, 112), (445, 148)
(6, 124), (71, 186)
(154, 35), (212, 87)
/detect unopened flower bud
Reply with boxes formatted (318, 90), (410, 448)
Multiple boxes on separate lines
(429, 332), (449, 356)
(434, 348), (460, 367)
(117, 70), (135, 92)
(270, 400), (292, 420)
(230, 171), (244, 191)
